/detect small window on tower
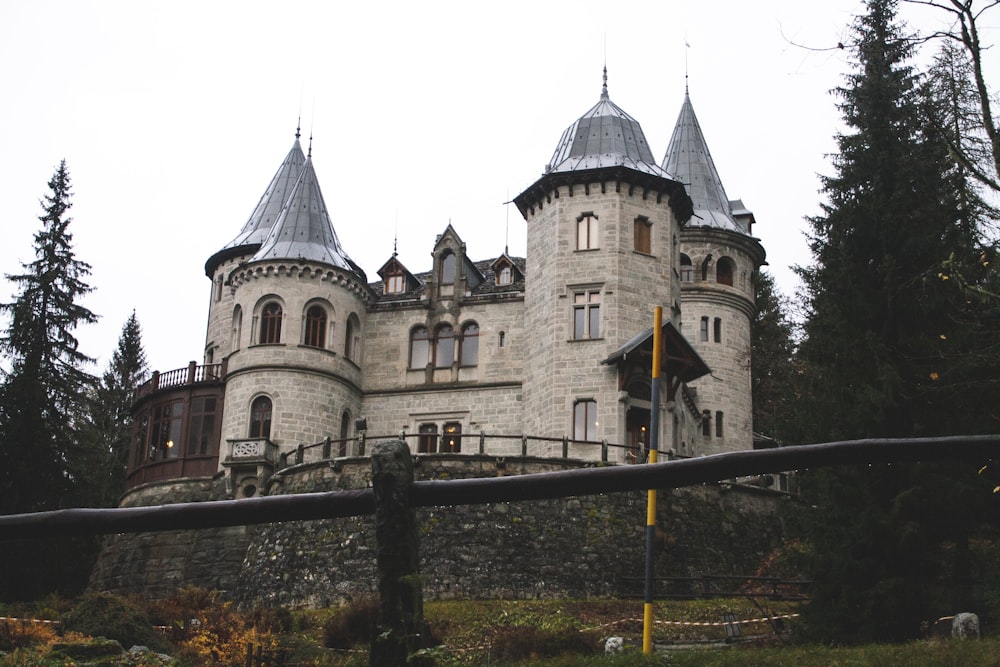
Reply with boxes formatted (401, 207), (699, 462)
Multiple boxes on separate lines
(634, 216), (652, 254)
(576, 212), (599, 250)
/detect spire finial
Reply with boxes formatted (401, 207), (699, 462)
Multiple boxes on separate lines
(307, 131), (313, 159)
(685, 37), (691, 96)
(296, 115), (302, 140)
(601, 65), (609, 100)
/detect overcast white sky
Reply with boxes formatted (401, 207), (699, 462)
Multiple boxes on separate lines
(0, 1), (994, 374)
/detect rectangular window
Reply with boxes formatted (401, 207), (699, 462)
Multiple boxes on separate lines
(418, 423), (438, 453)
(702, 411), (711, 437)
(442, 422), (462, 452)
(713, 317), (722, 343)
(386, 274), (404, 294)
(573, 290), (601, 339)
(186, 397), (217, 455)
(715, 411), (724, 438)
(576, 212), (598, 250)
(700, 316), (709, 342)
(574, 399), (598, 442)
(150, 401), (183, 460)
(634, 217), (651, 254)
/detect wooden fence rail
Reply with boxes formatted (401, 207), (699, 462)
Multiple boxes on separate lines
(1, 435), (997, 540)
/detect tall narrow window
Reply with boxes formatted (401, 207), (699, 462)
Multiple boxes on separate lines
(680, 254), (693, 282)
(576, 212), (598, 250)
(186, 396), (217, 456)
(459, 323), (479, 366)
(634, 217), (652, 254)
(339, 410), (351, 457)
(304, 305), (327, 348)
(215, 276), (224, 302)
(700, 316), (709, 342)
(498, 331), (506, 347)
(713, 317), (722, 343)
(440, 251), (456, 284)
(573, 290), (601, 339)
(715, 411), (724, 438)
(132, 409), (149, 467)
(232, 306), (243, 351)
(702, 410), (711, 437)
(434, 324), (454, 368)
(150, 401), (183, 460)
(409, 327), (430, 369)
(259, 302), (282, 344)
(250, 396), (272, 439)
(442, 422), (462, 452)
(574, 399), (598, 442)
(717, 257), (735, 286)
(418, 423), (438, 453)
(345, 314), (360, 360)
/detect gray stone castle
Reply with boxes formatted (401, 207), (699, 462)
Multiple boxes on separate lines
(122, 71), (766, 508)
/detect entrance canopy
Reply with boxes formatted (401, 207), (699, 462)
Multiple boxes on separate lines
(601, 321), (710, 384)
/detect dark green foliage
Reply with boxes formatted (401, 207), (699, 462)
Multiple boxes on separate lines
(489, 625), (598, 662)
(59, 592), (168, 652)
(78, 312), (148, 508)
(750, 270), (798, 444)
(0, 161), (100, 601)
(790, 0), (1000, 643)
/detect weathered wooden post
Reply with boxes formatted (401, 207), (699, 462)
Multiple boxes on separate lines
(370, 440), (431, 667)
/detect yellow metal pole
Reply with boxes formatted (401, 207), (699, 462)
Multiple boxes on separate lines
(643, 306), (662, 654)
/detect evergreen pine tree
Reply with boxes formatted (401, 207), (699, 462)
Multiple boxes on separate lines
(790, 0), (999, 641)
(0, 160), (99, 599)
(80, 311), (148, 508)
(749, 270), (798, 444)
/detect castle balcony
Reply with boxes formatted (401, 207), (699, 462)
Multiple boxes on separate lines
(125, 361), (227, 492)
(222, 438), (279, 498)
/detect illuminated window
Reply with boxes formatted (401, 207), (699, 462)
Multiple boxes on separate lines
(574, 399), (598, 442)
(576, 212), (598, 250)
(186, 396), (217, 456)
(442, 422), (462, 452)
(150, 401), (183, 460)
(250, 396), (272, 439)
(634, 216), (651, 254)
(259, 302), (282, 344)
(573, 290), (601, 339)
(409, 327), (429, 369)
(304, 305), (327, 348)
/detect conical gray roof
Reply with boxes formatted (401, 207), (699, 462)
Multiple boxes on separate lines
(249, 156), (356, 271)
(662, 93), (747, 234)
(222, 135), (306, 250)
(546, 69), (673, 178)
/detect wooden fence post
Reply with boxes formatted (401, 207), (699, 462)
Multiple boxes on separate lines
(370, 440), (431, 667)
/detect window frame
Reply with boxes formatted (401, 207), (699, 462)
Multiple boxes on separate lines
(576, 212), (599, 250)
(409, 326), (430, 370)
(249, 395), (273, 439)
(440, 251), (456, 284)
(418, 423), (438, 453)
(680, 254), (693, 282)
(717, 257), (735, 286)
(699, 316), (709, 342)
(573, 399), (598, 442)
(442, 422), (462, 452)
(304, 305), (328, 348)
(459, 322), (479, 367)
(572, 289), (601, 340)
(713, 317), (722, 343)
(259, 302), (283, 345)
(633, 216), (652, 254)
(434, 324), (455, 368)
(345, 313), (360, 361)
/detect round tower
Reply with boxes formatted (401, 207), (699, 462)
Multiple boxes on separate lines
(663, 92), (765, 456)
(514, 71), (701, 462)
(205, 137), (369, 497)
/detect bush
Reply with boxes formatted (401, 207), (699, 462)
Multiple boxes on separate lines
(323, 597), (380, 650)
(59, 592), (167, 652)
(489, 625), (598, 662)
(0, 617), (58, 652)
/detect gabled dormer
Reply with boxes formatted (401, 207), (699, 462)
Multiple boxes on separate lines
(430, 225), (484, 300)
(377, 255), (421, 296)
(489, 252), (524, 288)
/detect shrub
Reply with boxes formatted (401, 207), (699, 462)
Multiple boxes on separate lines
(0, 618), (58, 652)
(489, 625), (598, 662)
(323, 597), (379, 650)
(59, 592), (166, 652)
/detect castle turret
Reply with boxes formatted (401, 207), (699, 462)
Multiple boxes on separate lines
(663, 91), (765, 456)
(218, 145), (370, 497)
(515, 70), (702, 462)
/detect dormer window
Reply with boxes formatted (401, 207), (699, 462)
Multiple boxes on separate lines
(498, 265), (512, 286)
(440, 251), (456, 284)
(386, 272), (404, 294)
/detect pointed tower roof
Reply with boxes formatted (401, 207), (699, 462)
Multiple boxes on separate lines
(662, 93), (748, 234)
(248, 156), (358, 272)
(546, 68), (673, 178)
(205, 131), (306, 275)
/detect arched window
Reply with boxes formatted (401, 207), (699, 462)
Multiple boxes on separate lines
(679, 254), (693, 282)
(259, 302), (282, 344)
(716, 257), (735, 286)
(440, 251), (456, 284)
(250, 396), (272, 439)
(231, 305), (243, 351)
(434, 324), (454, 368)
(345, 313), (360, 360)
(339, 410), (351, 457)
(409, 326), (430, 369)
(459, 322), (479, 366)
(304, 305), (327, 348)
